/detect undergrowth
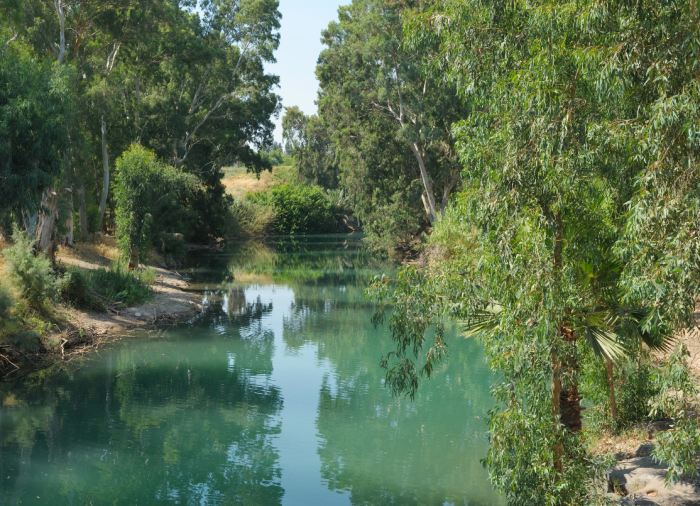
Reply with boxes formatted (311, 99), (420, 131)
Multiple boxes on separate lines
(2, 226), (60, 316)
(64, 262), (155, 309)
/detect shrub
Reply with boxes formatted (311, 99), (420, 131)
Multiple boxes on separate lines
(0, 283), (14, 337)
(227, 197), (277, 237)
(3, 225), (59, 313)
(60, 269), (105, 312)
(251, 184), (336, 235)
(114, 144), (199, 268)
(617, 363), (662, 426)
(85, 262), (155, 307)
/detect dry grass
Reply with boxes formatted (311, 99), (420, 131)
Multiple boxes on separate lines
(221, 163), (298, 197)
(222, 166), (276, 196)
(590, 425), (649, 456)
(58, 234), (120, 267)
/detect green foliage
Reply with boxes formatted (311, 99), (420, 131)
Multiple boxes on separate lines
(316, 0), (465, 246)
(0, 47), (74, 219)
(617, 364), (661, 426)
(651, 345), (700, 485)
(0, 283), (15, 338)
(282, 107), (338, 188)
(60, 269), (105, 312)
(2, 226), (59, 313)
(87, 204), (102, 236)
(250, 184), (337, 235)
(227, 196), (277, 237)
(84, 262), (154, 308)
(368, 0), (700, 499)
(114, 144), (199, 265)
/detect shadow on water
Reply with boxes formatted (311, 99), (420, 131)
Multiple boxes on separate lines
(0, 234), (503, 506)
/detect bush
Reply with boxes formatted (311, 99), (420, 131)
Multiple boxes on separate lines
(3, 225), (59, 313)
(85, 262), (155, 307)
(0, 284), (14, 337)
(617, 363), (662, 426)
(251, 184), (336, 235)
(227, 197), (277, 237)
(114, 144), (199, 267)
(60, 269), (105, 312)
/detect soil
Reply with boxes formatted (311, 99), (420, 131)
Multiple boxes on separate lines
(0, 241), (202, 380)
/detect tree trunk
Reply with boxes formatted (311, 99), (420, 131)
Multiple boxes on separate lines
(35, 189), (59, 262)
(409, 142), (437, 223)
(79, 184), (89, 238)
(99, 110), (110, 230)
(551, 211), (565, 473)
(128, 244), (139, 270)
(559, 325), (582, 432)
(64, 194), (73, 246)
(53, 0), (66, 65)
(606, 357), (618, 424)
(551, 350), (563, 473)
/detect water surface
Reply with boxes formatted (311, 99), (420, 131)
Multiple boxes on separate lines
(0, 235), (501, 505)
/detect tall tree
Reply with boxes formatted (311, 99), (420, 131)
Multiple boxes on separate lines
(370, 0), (700, 502)
(282, 106), (338, 188)
(317, 0), (465, 225)
(0, 47), (73, 226)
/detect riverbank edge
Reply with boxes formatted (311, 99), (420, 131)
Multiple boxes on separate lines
(0, 254), (203, 381)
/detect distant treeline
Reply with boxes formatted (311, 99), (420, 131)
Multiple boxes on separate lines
(0, 0), (283, 260)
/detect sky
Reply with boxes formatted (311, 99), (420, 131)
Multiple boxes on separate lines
(265, 0), (346, 144)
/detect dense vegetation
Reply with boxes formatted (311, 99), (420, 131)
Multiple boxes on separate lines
(363, 0), (700, 503)
(3, 0), (700, 504)
(0, 0), (283, 251)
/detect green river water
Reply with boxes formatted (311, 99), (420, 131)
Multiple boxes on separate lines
(0, 235), (502, 506)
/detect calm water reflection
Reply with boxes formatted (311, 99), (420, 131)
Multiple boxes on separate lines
(0, 235), (502, 506)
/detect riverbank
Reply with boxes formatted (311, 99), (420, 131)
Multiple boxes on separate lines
(0, 239), (202, 381)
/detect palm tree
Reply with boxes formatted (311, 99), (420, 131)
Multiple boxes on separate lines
(462, 258), (674, 432)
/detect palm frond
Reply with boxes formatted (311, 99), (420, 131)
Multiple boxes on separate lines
(581, 326), (626, 360)
(460, 303), (502, 338)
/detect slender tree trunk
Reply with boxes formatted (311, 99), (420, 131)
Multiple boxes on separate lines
(551, 350), (563, 473)
(99, 110), (110, 230)
(63, 150), (73, 246)
(606, 358), (618, 424)
(408, 142), (437, 223)
(65, 191), (73, 246)
(36, 189), (59, 262)
(551, 211), (565, 473)
(128, 244), (139, 270)
(559, 325), (583, 432)
(53, 0), (66, 65)
(36, 0), (67, 257)
(79, 184), (89, 238)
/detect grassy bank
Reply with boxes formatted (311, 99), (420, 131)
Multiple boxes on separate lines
(223, 160), (356, 238)
(0, 231), (198, 379)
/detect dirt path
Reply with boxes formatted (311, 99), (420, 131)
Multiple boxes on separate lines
(56, 255), (203, 335)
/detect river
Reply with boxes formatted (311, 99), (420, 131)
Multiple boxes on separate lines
(0, 235), (502, 506)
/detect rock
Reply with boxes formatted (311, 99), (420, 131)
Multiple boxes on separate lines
(636, 443), (655, 458)
(616, 443), (656, 462)
(648, 419), (676, 438)
(134, 312), (142, 317)
(609, 452), (700, 506)
(617, 451), (636, 461)
(619, 497), (661, 506)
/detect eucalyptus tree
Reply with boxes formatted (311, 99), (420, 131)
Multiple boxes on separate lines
(369, 0), (700, 501)
(0, 46), (73, 227)
(317, 0), (465, 224)
(282, 106), (338, 188)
